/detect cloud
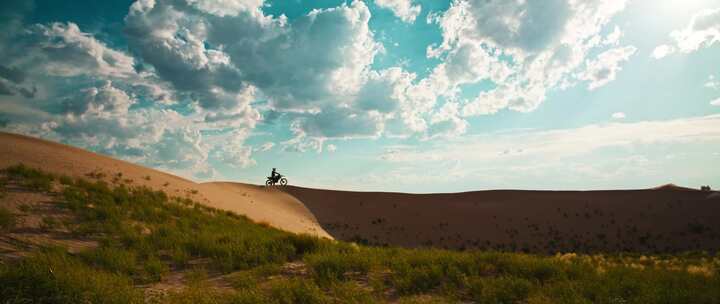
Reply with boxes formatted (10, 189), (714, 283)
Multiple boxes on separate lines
(653, 8), (720, 58)
(651, 44), (675, 59)
(365, 114), (720, 191)
(428, 0), (634, 117)
(0, 65), (26, 84)
(379, 114), (720, 165)
(426, 102), (467, 139)
(255, 142), (274, 152)
(611, 112), (626, 119)
(375, 0), (421, 23)
(706, 75), (720, 90)
(186, 0), (264, 17)
(60, 81), (134, 116)
(124, 0), (429, 146)
(209, 129), (255, 169)
(0, 6), (258, 178)
(581, 46), (637, 90)
(24, 22), (137, 78)
(711, 98), (720, 106)
(604, 26), (623, 46)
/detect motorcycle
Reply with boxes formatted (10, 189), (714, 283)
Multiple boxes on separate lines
(266, 174), (288, 187)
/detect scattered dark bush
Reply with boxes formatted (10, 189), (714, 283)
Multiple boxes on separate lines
(0, 207), (17, 230)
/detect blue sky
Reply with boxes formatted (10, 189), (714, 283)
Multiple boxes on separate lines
(1, 0), (719, 192)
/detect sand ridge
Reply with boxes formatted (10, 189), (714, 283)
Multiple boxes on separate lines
(0, 132), (331, 239)
(284, 185), (720, 253)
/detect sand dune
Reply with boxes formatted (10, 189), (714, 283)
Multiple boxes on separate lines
(4, 131), (719, 254)
(285, 186), (720, 253)
(0, 132), (331, 239)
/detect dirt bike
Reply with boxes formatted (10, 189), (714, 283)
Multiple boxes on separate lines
(266, 174), (288, 187)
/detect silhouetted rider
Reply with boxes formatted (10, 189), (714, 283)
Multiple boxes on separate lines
(270, 168), (280, 182)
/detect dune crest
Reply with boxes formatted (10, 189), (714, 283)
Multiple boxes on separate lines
(651, 183), (698, 191)
(0, 132), (331, 239)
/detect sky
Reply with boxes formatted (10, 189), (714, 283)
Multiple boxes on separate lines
(0, 0), (719, 193)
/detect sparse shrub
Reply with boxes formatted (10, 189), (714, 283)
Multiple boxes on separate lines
(40, 216), (61, 230)
(327, 281), (378, 303)
(4, 164), (54, 192)
(142, 255), (168, 283)
(185, 267), (209, 286)
(268, 278), (328, 304)
(18, 203), (32, 213)
(397, 295), (453, 304)
(0, 177), (7, 199)
(227, 270), (259, 290)
(305, 251), (371, 285)
(58, 175), (73, 185)
(79, 247), (138, 277)
(468, 276), (533, 304)
(0, 207), (17, 230)
(229, 290), (269, 304)
(284, 233), (325, 258)
(163, 286), (249, 304)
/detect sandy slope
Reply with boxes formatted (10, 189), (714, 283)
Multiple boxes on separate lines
(0, 132), (331, 239)
(4, 131), (719, 254)
(285, 186), (720, 253)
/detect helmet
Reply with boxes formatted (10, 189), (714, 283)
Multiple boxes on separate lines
(272, 168), (276, 170)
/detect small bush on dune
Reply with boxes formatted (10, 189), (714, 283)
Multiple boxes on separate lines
(492, 253), (568, 283)
(58, 175), (74, 186)
(327, 281), (378, 303)
(143, 255), (169, 283)
(467, 276), (533, 304)
(386, 249), (482, 295)
(268, 278), (328, 304)
(284, 233), (327, 258)
(40, 216), (61, 230)
(3, 163), (54, 192)
(0, 207), (17, 230)
(0, 177), (7, 199)
(305, 250), (372, 285)
(229, 290), (270, 304)
(396, 295), (453, 304)
(79, 247), (139, 277)
(163, 286), (261, 304)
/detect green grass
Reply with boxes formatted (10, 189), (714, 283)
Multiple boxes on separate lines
(0, 247), (142, 304)
(1, 164), (719, 303)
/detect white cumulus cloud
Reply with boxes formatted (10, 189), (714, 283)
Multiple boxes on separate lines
(427, 0), (635, 117)
(653, 8), (720, 58)
(375, 0), (422, 23)
(581, 46), (637, 90)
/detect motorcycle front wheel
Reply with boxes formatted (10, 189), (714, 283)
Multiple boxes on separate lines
(280, 178), (288, 186)
(265, 180), (273, 187)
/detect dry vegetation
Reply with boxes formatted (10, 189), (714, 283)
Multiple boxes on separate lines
(1, 164), (719, 303)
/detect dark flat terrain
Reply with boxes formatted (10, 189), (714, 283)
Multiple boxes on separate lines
(285, 186), (720, 253)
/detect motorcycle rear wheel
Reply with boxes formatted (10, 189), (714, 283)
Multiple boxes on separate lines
(265, 180), (273, 187)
